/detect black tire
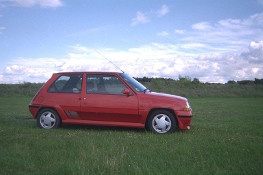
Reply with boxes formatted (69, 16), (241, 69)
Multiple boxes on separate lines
(37, 108), (61, 129)
(148, 110), (176, 134)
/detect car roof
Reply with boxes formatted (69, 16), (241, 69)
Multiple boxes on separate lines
(54, 71), (123, 75)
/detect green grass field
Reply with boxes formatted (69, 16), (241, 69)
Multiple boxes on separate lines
(0, 96), (263, 174)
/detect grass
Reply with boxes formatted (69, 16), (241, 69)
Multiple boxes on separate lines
(0, 96), (263, 174)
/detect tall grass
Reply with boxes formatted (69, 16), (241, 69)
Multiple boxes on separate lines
(0, 83), (43, 97)
(142, 78), (263, 97)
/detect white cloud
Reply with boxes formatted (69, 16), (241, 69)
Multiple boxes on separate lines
(181, 43), (207, 49)
(131, 11), (150, 26)
(174, 29), (184, 34)
(0, 43), (194, 83)
(182, 12), (263, 54)
(9, 0), (63, 8)
(250, 40), (263, 50)
(131, 4), (169, 27)
(192, 22), (212, 30)
(157, 4), (169, 17)
(241, 40), (263, 64)
(157, 31), (169, 37)
(1, 41), (263, 84)
(218, 19), (243, 29)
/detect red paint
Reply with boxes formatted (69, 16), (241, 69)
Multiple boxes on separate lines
(29, 72), (192, 130)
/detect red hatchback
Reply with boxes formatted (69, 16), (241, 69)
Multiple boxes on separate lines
(29, 72), (192, 134)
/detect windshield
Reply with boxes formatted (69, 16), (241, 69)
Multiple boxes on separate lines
(120, 73), (147, 92)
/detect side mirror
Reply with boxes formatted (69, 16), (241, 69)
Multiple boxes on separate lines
(123, 89), (132, 96)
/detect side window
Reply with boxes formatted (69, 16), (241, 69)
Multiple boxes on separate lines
(86, 75), (126, 95)
(48, 74), (83, 93)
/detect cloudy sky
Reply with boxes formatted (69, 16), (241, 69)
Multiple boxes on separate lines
(0, 0), (263, 83)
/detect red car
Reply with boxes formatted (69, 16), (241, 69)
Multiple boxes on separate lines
(29, 72), (192, 134)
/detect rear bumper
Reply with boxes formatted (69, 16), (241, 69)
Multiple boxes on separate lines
(175, 110), (193, 130)
(28, 104), (40, 119)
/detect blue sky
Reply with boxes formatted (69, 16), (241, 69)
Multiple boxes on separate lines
(0, 0), (263, 83)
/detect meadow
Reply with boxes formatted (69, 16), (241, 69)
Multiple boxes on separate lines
(0, 81), (263, 174)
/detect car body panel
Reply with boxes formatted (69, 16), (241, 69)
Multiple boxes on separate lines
(80, 93), (140, 123)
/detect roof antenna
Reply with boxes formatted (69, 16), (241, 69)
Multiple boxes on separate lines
(95, 50), (124, 73)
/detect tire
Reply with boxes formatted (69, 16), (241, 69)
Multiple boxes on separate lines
(37, 108), (61, 129)
(148, 110), (176, 134)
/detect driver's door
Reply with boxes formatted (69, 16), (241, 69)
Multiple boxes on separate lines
(80, 74), (140, 123)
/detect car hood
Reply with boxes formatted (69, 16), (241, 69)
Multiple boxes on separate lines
(145, 91), (187, 101)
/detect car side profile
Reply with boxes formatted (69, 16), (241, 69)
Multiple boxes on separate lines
(29, 72), (192, 134)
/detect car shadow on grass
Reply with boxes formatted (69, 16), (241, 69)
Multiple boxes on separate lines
(60, 124), (147, 133)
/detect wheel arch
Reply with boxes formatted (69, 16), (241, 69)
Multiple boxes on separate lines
(145, 108), (178, 130)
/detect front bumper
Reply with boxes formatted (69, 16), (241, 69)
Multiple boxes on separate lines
(175, 110), (192, 130)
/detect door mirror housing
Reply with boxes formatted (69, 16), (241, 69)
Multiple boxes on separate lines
(123, 89), (132, 96)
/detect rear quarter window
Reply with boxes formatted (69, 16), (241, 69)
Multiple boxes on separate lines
(48, 74), (83, 93)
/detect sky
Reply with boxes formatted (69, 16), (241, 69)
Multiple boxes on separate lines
(0, 0), (263, 83)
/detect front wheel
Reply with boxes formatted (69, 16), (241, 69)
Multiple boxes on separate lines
(37, 109), (61, 129)
(148, 110), (177, 134)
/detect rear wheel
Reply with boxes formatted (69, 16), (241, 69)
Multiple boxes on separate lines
(37, 109), (61, 129)
(148, 110), (176, 134)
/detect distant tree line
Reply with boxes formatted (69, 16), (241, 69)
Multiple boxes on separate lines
(135, 76), (263, 85)
(228, 78), (263, 85)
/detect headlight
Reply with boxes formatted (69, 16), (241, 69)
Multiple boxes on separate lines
(184, 101), (191, 111)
